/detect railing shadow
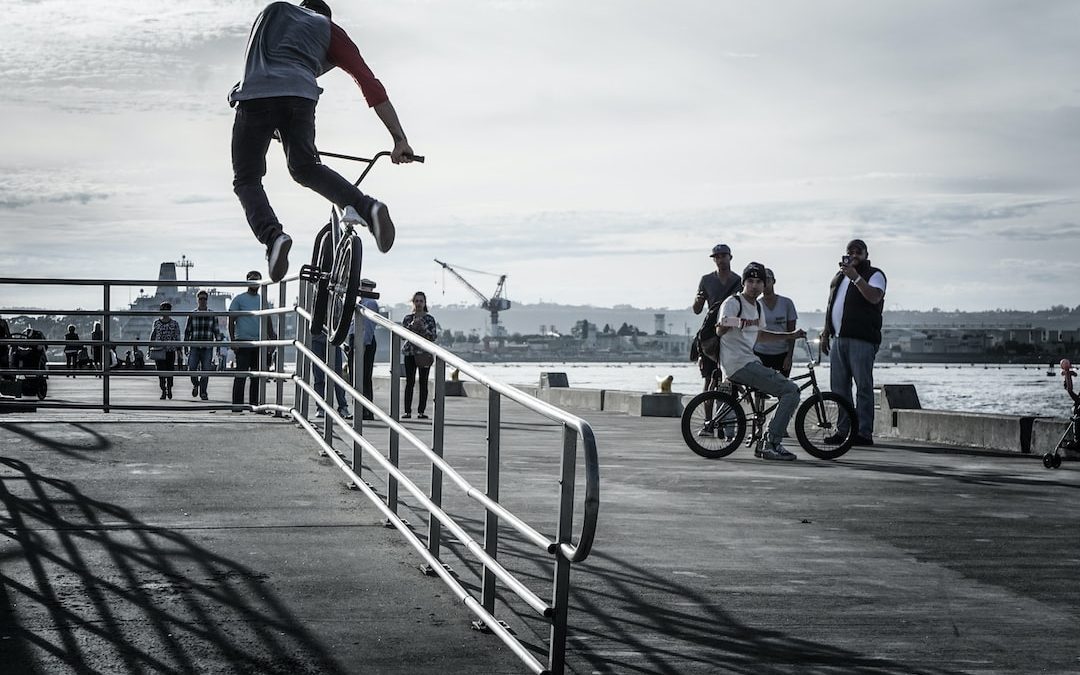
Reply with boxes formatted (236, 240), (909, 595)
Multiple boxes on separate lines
(0, 457), (345, 675)
(1, 423), (113, 459)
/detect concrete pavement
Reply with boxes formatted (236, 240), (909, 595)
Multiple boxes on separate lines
(1, 374), (1078, 673)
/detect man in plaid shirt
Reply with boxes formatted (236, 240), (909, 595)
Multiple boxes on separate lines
(185, 290), (224, 400)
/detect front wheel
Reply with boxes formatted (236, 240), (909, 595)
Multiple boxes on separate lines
(795, 392), (855, 459)
(680, 390), (746, 459)
(309, 224), (334, 335)
(324, 234), (362, 346)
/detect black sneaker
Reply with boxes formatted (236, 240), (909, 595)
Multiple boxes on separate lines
(266, 233), (292, 282)
(192, 384), (199, 398)
(367, 201), (395, 252)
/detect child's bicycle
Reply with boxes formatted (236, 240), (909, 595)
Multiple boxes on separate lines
(1042, 358), (1078, 469)
(301, 149), (423, 346)
(681, 340), (857, 460)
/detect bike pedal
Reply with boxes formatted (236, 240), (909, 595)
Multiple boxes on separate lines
(298, 264), (322, 282)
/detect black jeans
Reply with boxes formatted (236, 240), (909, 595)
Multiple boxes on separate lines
(403, 354), (430, 415)
(231, 96), (375, 246)
(232, 346), (260, 405)
(362, 339), (377, 403)
(155, 351), (175, 391)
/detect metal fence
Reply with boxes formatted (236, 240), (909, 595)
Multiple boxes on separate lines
(0, 273), (600, 675)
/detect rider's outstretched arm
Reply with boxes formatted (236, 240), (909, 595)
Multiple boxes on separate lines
(373, 101), (414, 163)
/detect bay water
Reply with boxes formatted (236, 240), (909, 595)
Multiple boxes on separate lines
(459, 361), (1073, 419)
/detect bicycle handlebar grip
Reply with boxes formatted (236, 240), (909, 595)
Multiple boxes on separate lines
(406, 154), (425, 163)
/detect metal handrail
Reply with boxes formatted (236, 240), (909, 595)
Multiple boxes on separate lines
(0, 276), (296, 287)
(356, 304), (600, 562)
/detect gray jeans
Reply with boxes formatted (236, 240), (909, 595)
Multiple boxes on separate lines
(829, 336), (877, 438)
(729, 361), (801, 440)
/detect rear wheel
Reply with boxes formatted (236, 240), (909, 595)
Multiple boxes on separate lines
(795, 392), (856, 459)
(309, 224), (333, 335)
(324, 235), (362, 346)
(680, 390), (746, 459)
(36, 378), (47, 400)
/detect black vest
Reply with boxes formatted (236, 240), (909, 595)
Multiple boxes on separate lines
(824, 262), (885, 345)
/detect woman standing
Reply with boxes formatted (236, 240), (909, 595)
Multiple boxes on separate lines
(401, 291), (438, 419)
(90, 321), (104, 372)
(150, 302), (181, 399)
(63, 324), (81, 377)
(754, 268), (799, 377)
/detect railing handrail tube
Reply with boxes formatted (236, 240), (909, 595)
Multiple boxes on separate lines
(356, 304), (599, 562)
(0, 275), (299, 287)
(295, 340), (557, 555)
(0, 307), (294, 318)
(295, 377), (552, 618)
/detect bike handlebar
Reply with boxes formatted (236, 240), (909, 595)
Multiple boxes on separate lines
(317, 149), (423, 186)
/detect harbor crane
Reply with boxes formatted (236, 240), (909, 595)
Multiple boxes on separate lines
(434, 259), (511, 336)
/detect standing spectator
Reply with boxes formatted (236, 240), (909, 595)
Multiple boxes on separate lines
(349, 278), (379, 420)
(821, 239), (887, 446)
(691, 244), (742, 434)
(754, 268), (799, 377)
(0, 316), (10, 379)
(217, 338), (231, 371)
(229, 271), (271, 409)
(90, 321), (104, 372)
(401, 291), (437, 420)
(63, 325), (81, 377)
(133, 340), (146, 370)
(149, 302), (181, 399)
(185, 290), (223, 401)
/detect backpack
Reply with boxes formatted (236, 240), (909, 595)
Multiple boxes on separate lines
(689, 294), (763, 363)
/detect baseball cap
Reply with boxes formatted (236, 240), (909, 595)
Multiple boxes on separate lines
(245, 270), (262, 281)
(710, 244), (732, 257)
(360, 278), (376, 288)
(159, 301), (173, 311)
(846, 239), (868, 253)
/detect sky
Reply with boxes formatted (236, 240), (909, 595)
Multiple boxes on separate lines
(1, 0), (1079, 314)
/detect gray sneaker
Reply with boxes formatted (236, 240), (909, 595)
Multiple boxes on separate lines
(760, 435), (797, 461)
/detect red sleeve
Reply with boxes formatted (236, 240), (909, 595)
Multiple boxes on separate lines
(327, 22), (389, 108)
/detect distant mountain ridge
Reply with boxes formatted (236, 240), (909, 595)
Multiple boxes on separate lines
(385, 302), (1080, 337)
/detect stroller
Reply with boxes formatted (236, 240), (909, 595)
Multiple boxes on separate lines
(9, 331), (48, 400)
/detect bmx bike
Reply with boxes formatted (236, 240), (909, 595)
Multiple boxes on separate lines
(300, 150), (423, 346)
(681, 340), (857, 460)
(1042, 358), (1078, 469)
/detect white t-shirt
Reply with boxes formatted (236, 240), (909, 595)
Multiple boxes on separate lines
(831, 271), (886, 336)
(719, 294), (766, 378)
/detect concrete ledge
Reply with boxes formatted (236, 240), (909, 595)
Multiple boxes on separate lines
(894, 409), (1034, 453)
(604, 390), (683, 417)
(535, 387), (605, 411)
(1030, 418), (1079, 459)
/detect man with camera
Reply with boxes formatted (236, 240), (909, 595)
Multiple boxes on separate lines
(716, 263), (806, 460)
(820, 239), (887, 446)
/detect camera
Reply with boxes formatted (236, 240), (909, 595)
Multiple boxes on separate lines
(841, 255), (852, 266)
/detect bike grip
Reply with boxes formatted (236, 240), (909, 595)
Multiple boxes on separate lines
(406, 154), (425, 163)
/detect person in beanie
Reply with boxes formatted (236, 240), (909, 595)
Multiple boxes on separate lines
(715, 262), (806, 460)
(229, 0), (418, 282)
(820, 239), (886, 446)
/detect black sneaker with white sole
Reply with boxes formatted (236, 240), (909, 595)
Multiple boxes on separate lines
(367, 201), (395, 252)
(266, 233), (292, 282)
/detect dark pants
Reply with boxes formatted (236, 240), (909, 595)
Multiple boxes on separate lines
(155, 351), (175, 391)
(403, 354), (430, 415)
(231, 96), (375, 247)
(232, 346), (260, 405)
(188, 347), (214, 398)
(65, 353), (78, 373)
(362, 339), (377, 403)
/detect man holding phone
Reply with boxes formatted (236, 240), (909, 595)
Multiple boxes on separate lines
(820, 239), (887, 446)
(716, 263), (807, 460)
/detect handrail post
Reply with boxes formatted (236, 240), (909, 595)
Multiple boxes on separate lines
(388, 331), (401, 514)
(428, 356), (446, 559)
(102, 284), (111, 413)
(294, 279), (306, 420)
(482, 388), (501, 614)
(321, 330), (333, 450)
(276, 280), (286, 414)
(300, 283), (313, 421)
(548, 425), (579, 675)
(352, 300), (362, 477)
(259, 284), (269, 407)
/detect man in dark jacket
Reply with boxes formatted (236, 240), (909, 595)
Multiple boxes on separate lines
(820, 239), (887, 446)
(230, 0), (417, 282)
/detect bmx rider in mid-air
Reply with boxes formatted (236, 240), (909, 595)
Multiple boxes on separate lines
(229, 0), (417, 282)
